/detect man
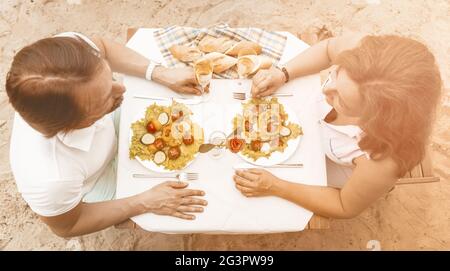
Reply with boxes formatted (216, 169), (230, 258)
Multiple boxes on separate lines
(6, 32), (207, 237)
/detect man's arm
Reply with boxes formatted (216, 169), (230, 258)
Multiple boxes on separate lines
(40, 195), (145, 237)
(90, 36), (201, 95)
(39, 181), (207, 238)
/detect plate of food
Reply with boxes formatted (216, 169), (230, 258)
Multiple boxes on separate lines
(226, 97), (303, 166)
(129, 100), (204, 172)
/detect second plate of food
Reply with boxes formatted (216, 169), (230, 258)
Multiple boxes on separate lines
(227, 97), (303, 166)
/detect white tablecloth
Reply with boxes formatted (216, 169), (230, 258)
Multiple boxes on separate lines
(116, 28), (327, 233)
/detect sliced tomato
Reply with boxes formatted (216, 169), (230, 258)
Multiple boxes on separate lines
(183, 135), (194, 145)
(168, 146), (181, 160)
(250, 140), (262, 152)
(228, 137), (245, 153)
(153, 138), (166, 150)
(146, 121), (157, 133)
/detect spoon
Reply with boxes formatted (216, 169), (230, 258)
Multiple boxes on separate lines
(198, 142), (225, 153)
(198, 129), (238, 153)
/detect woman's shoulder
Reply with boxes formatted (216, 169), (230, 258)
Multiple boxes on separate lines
(353, 154), (400, 180)
(328, 32), (367, 61)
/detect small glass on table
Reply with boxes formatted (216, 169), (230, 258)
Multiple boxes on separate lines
(208, 130), (227, 159)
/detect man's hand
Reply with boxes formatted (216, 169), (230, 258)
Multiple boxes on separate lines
(152, 66), (206, 95)
(137, 181), (208, 220)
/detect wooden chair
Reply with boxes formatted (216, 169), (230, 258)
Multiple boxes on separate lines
(397, 147), (440, 185)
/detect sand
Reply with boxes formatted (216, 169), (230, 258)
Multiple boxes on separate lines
(0, 0), (449, 250)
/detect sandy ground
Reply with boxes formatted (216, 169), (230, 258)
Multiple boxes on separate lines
(0, 0), (449, 250)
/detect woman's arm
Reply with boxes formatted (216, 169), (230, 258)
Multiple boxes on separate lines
(40, 181), (207, 238)
(234, 156), (398, 219)
(251, 33), (366, 97)
(283, 33), (366, 78)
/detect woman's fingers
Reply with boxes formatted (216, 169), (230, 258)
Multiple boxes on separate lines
(251, 84), (264, 97)
(252, 70), (267, 86)
(233, 174), (256, 188)
(177, 205), (204, 213)
(235, 184), (253, 193)
(251, 74), (270, 97)
(235, 170), (259, 181)
(253, 80), (272, 97)
(256, 85), (278, 97)
(247, 168), (264, 175)
(255, 77), (271, 90)
(180, 197), (208, 206)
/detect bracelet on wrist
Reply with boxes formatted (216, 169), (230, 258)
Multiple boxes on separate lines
(280, 66), (290, 83)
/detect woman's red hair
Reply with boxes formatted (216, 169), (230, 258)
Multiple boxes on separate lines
(336, 35), (442, 176)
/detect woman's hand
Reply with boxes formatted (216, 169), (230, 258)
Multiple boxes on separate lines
(251, 66), (286, 98)
(138, 181), (207, 220)
(152, 66), (207, 95)
(233, 169), (280, 197)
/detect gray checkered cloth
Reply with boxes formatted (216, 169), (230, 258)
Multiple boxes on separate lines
(153, 23), (287, 79)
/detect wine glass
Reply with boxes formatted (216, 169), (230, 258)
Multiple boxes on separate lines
(194, 59), (213, 102)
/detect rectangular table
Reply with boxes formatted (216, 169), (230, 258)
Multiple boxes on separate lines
(116, 28), (329, 233)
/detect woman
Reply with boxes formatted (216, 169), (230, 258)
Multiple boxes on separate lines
(233, 34), (442, 219)
(6, 32), (207, 237)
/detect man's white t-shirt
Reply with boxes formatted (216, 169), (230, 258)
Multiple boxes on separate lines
(9, 32), (117, 217)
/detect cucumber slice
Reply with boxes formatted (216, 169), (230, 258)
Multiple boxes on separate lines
(158, 112), (169, 125)
(261, 142), (271, 153)
(280, 126), (291, 137)
(153, 151), (166, 165)
(140, 133), (155, 145)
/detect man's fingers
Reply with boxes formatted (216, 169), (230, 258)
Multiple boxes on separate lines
(177, 205), (204, 213)
(178, 189), (205, 197)
(172, 211), (195, 220)
(179, 86), (201, 95)
(233, 175), (256, 188)
(180, 197), (208, 206)
(166, 181), (188, 189)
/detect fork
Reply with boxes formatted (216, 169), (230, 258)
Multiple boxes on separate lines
(232, 92), (293, 100)
(133, 95), (202, 104)
(132, 172), (199, 181)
